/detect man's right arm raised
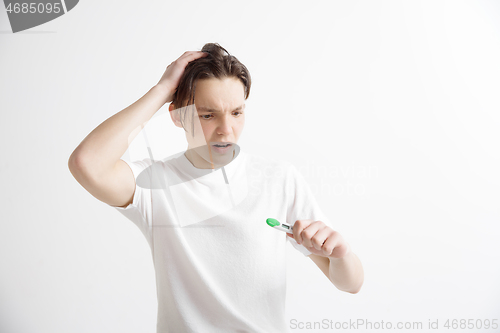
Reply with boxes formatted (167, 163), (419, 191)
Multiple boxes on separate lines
(67, 51), (209, 208)
(68, 85), (170, 208)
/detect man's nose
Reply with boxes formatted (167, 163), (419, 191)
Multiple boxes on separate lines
(216, 114), (233, 135)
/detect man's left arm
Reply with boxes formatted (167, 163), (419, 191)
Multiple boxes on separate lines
(287, 219), (364, 294)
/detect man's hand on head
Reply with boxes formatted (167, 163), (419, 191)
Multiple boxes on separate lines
(286, 219), (351, 259)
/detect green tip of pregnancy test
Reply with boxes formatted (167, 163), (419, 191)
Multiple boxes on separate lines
(266, 218), (280, 227)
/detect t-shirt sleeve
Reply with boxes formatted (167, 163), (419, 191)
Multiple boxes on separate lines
(111, 158), (154, 241)
(285, 164), (335, 257)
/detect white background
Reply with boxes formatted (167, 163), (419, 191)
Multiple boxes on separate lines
(1, 0), (499, 332)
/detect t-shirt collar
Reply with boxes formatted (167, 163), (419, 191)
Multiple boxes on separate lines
(176, 149), (246, 182)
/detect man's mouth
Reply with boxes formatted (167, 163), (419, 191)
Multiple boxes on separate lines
(212, 143), (232, 148)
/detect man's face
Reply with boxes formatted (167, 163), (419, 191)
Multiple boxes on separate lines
(169, 77), (246, 168)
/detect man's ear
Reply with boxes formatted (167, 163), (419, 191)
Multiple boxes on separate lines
(169, 103), (183, 128)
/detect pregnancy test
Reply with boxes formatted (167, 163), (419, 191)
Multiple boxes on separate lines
(266, 218), (293, 233)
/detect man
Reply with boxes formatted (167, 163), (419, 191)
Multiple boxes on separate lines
(68, 43), (363, 332)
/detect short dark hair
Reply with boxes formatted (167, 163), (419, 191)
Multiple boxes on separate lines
(171, 43), (251, 133)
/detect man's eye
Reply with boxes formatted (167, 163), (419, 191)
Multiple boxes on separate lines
(200, 115), (212, 119)
(233, 112), (242, 116)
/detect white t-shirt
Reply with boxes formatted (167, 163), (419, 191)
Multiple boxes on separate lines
(112, 150), (334, 333)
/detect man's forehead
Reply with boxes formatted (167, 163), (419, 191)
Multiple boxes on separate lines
(194, 78), (246, 110)
(196, 104), (245, 113)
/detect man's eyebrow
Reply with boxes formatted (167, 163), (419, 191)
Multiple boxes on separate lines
(197, 104), (245, 112)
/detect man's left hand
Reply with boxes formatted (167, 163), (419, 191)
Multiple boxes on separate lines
(286, 219), (351, 259)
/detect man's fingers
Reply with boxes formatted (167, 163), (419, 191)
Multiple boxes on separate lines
(320, 230), (341, 256)
(299, 221), (322, 248)
(289, 221), (349, 258)
(178, 51), (208, 64)
(310, 227), (333, 252)
(292, 219), (313, 244)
